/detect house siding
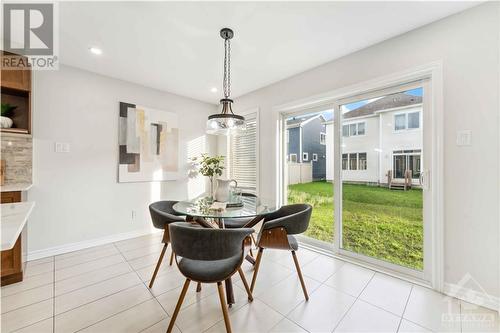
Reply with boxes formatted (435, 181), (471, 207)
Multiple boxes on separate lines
(301, 117), (326, 180)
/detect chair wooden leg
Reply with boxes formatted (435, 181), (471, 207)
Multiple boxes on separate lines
(167, 279), (190, 333)
(249, 248), (254, 257)
(238, 268), (253, 302)
(291, 251), (309, 301)
(149, 244), (167, 288)
(216, 282), (232, 333)
(169, 251), (174, 266)
(250, 248), (264, 292)
(250, 234), (257, 249)
(196, 282), (202, 292)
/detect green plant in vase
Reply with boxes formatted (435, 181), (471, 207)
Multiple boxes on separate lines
(191, 153), (225, 200)
(1, 103), (17, 129)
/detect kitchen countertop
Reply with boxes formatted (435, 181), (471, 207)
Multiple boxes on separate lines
(1, 202), (35, 250)
(0, 183), (33, 192)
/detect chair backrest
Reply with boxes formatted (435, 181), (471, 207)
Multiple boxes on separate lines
(169, 222), (253, 261)
(149, 201), (185, 229)
(262, 204), (312, 235)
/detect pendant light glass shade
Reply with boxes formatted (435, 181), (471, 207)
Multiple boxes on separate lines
(206, 28), (246, 135)
(206, 98), (246, 135)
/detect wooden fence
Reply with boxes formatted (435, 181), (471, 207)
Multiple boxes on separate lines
(288, 162), (313, 185)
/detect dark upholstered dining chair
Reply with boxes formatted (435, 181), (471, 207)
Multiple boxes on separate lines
(148, 201), (185, 288)
(166, 222), (254, 333)
(250, 204), (312, 300)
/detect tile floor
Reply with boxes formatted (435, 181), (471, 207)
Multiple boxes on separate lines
(1, 233), (498, 333)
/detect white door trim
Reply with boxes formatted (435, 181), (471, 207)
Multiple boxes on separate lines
(275, 62), (444, 292)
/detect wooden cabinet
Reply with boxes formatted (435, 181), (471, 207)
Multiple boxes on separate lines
(0, 190), (25, 286)
(1, 191), (22, 203)
(1, 51), (32, 134)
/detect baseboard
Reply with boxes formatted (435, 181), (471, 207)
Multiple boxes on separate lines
(27, 228), (161, 261)
(444, 282), (500, 313)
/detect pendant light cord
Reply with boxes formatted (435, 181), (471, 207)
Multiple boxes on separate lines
(223, 38), (231, 99)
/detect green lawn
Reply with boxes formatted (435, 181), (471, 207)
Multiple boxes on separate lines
(288, 181), (423, 270)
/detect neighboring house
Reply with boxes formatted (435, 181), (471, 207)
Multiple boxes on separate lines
(325, 93), (422, 185)
(287, 114), (327, 180)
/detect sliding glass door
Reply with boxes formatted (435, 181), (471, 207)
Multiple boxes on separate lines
(334, 82), (432, 279)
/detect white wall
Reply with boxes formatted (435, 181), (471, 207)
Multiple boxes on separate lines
(29, 65), (216, 254)
(234, 3), (500, 303)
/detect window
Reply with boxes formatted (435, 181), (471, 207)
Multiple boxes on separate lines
(408, 112), (420, 129)
(342, 122), (366, 137)
(342, 125), (349, 137)
(349, 153), (357, 170)
(229, 112), (257, 192)
(357, 122), (365, 135)
(358, 153), (367, 170)
(302, 152), (309, 161)
(290, 154), (297, 163)
(393, 150), (421, 179)
(312, 153), (318, 161)
(320, 133), (326, 145)
(342, 152), (367, 170)
(394, 111), (420, 131)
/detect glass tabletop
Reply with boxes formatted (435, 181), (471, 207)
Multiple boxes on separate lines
(173, 195), (279, 219)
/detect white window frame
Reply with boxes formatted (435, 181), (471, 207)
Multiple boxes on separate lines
(320, 132), (326, 145)
(302, 152), (309, 161)
(394, 110), (421, 132)
(312, 153), (318, 161)
(342, 121), (366, 137)
(277, 62), (443, 293)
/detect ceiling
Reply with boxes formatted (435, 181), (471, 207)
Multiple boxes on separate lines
(58, 2), (478, 104)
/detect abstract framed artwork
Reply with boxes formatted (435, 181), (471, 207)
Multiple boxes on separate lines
(118, 102), (179, 182)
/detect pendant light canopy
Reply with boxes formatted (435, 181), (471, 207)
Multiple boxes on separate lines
(206, 28), (246, 135)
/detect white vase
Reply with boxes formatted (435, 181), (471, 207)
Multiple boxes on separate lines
(215, 179), (237, 202)
(0, 116), (13, 129)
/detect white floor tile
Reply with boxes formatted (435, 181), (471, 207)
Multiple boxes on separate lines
(24, 261), (54, 278)
(0, 299), (53, 333)
(274, 248), (320, 271)
(1, 284), (53, 314)
(147, 269), (185, 296)
(55, 284), (151, 332)
(174, 285), (248, 333)
(140, 318), (181, 333)
(335, 300), (400, 332)
(257, 274), (321, 315)
(26, 257), (54, 266)
(121, 242), (166, 261)
(398, 319), (431, 332)
(359, 273), (412, 316)
(12, 318), (53, 333)
(55, 261), (132, 296)
(269, 318), (308, 333)
(114, 233), (163, 253)
(55, 244), (116, 261)
(287, 284), (356, 333)
(204, 299), (284, 333)
(460, 301), (499, 332)
(128, 253), (165, 270)
(301, 255), (344, 282)
(79, 299), (167, 333)
(237, 258), (294, 296)
(403, 285), (460, 332)
(55, 271), (141, 314)
(54, 254), (125, 281)
(134, 259), (176, 282)
(1, 271), (53, 297)
(324, 262), (375, 297)
(156, 282), (218, 315)
(54, 246), (119, 270)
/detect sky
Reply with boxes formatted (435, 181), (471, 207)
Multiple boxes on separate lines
(292, 87), (423, 122)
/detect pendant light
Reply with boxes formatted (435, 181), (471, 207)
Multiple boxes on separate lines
(206, 28), (246, 135)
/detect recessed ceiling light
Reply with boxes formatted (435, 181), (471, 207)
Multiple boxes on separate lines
(210, 87), (218, 93)
(89, 47), (102, 55)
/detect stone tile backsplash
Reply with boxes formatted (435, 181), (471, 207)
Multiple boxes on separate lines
(1, 133), (32, 184)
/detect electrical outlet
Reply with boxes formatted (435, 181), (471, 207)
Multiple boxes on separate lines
(55, 142), (71, 153)
(131, 210), (136, 220)
(456, 130), (472, 146)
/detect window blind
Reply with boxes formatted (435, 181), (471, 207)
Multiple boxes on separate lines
(229, 112), (258, 193)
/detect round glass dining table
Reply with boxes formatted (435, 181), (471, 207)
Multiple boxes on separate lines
(172, 195), (279, 222)
(172, 195), (279, 306)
